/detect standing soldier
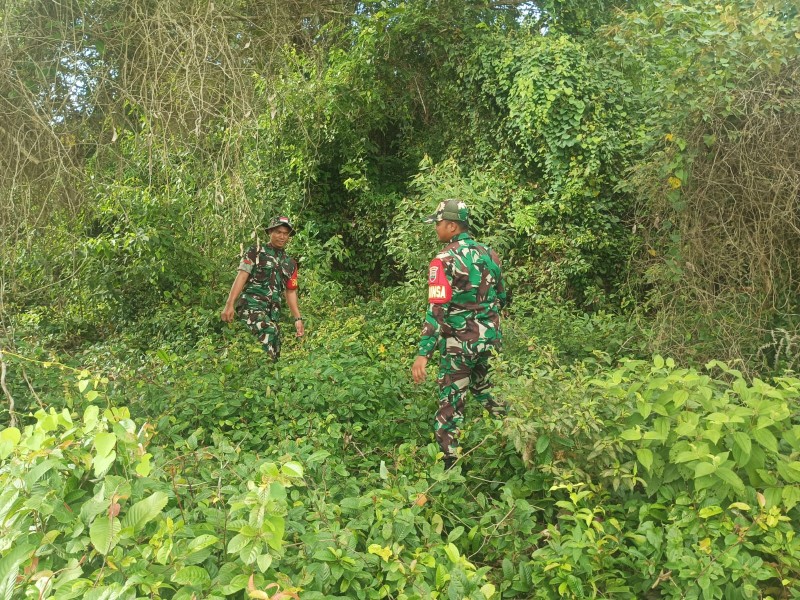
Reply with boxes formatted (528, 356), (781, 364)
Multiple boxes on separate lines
(221, 216), (305, 360)
(411, 199), (507, 469)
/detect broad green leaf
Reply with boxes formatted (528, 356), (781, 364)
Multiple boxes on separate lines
(135, 453), (152, 477)
(776, 460), (800, 484)
(92, 451), (116, 477)
(281, 461), (303, 478)
(448, 568), (468, 600)
(188, 535), (219, 553)
(694, 475), (715, 492)
(783, 486), (800, 510)
(436, 564), (449, 589)
(306, 450), (331, 465)
(156, 539), (173, 564)
(171, 565), (210, 586)
(0, 544), (34, 600)
(536, 435), (550, 454)
(702, 425), (723, 445)
(51, 559), (83, 592)
(269, 481), (287, 502)
(431, 513), (444, 535)
(240, 543), (261, 565)
(730, 432), (752, 467)
(698, 505), (722, 518)
(636, 448), (654, 472)
(220, 574), (249, 595)
(636, 399), (652, 419)
(83, 405), (100, 430)
(94, 432), (116, 457)
(444, 543), (460, 564)
(672, 389), (689, 407)
(447, 526), (465, 543)
(256, 553), (272, 573)
(0, 428), (20, 445)
(90, 517), (121, 555)
(41, 530), (61, 546)
(226, 533), (249, 555)
(620, 427), (642, 441)
(502, 558), (515, 581)
(263, 515), (285, 551)
(379, 460), (388, 480)
(674, 450), (701, 464)
(121, 491), (168, 531)
(706, 412), (729, 424)
(694, 462), (716, 478)
(24, 458), (60, 489)
(753, 428), (778, 453)
(675, 413), (700, 436)
(0, 490), (20, 523)
(0, 441), (12, 461)
(481, 583), (497, 599)
(715, 468), (745, 493)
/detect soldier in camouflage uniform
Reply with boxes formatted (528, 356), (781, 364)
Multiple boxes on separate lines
(411, 199), (507, 467)
(221, 216), (305, 360)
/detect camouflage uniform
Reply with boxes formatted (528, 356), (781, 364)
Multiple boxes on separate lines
(418, 200), (507, 459)
(235, 240), (298, 360)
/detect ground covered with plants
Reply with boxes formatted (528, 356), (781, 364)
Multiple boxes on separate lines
(2, 0), (800, 598)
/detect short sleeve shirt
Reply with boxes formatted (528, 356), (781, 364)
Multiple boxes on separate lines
(237, 244), (298, 310)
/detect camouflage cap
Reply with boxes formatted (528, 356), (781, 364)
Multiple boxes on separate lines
(422, 199), (469, 225)
(265, 215), (296, 235)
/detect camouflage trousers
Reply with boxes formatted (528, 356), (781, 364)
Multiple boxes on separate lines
(237, 305), (281, 360)
(434, 350), (504, 458)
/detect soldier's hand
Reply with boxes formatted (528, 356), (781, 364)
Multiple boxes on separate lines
(295, 319), (305, 338)
(412, 356), (429, 384)
(220, 306), (235, 323)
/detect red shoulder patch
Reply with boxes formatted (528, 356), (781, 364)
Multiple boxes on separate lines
(427, 258), (451, 304)
(286, 266), (298, 290)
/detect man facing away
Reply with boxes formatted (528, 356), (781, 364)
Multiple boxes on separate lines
(221, 216), (305, 360)
(411, 199), (507, 469)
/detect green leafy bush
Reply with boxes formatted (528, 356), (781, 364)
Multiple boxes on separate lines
(502, 355), (800, 597)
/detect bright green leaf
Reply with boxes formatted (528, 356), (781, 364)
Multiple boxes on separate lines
(636, 448), (654, 472)
(695, 462), (716, 478)
(93, 432), (116, 458)
(121, 491), (168, 531)
(89, 517), (121, 555)
(171, 565), (210, 586)
(281, 461), (303, 478)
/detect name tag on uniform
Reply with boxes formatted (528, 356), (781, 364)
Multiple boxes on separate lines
(427, 258), (451, 304)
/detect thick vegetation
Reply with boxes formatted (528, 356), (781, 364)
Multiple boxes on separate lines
(1, 0), (800, 598)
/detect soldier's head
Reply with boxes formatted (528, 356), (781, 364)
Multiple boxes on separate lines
(423, 199), (469, 242)
(265, 216), (295, 249)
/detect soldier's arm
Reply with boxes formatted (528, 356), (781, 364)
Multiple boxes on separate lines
(417, 305), (442, 358)
(417, 256), (452, 357)
(284, 288), (304, 337)
(221, 246), (257, 322)
(221, 270), (250, 322)
(413, 258), (451, 383)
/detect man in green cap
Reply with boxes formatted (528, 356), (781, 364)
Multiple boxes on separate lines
(411, 199), (507, 468)
(221, 216), (305, 360)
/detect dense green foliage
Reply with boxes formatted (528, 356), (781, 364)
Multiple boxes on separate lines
(3, 303), (800, 597)
(2, 0), (800, 597)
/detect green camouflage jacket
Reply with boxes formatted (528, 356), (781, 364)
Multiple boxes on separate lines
(418, 232), (507, 358)
(236, 244), (298, 312)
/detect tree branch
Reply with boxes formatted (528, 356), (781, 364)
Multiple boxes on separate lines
(0, 350), (16, 428)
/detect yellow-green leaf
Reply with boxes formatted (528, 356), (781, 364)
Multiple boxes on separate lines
(368, 544), (392, 562)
